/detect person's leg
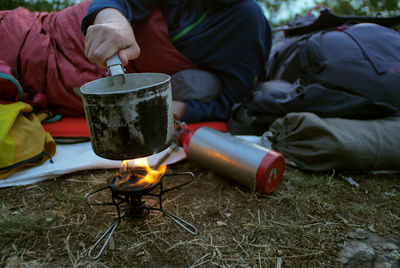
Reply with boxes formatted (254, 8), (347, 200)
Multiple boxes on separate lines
(171, 69), (222, 102)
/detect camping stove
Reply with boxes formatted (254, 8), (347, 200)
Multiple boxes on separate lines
(84, 164), (196, 260)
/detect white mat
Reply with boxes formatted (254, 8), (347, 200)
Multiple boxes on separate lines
(0, 142), (186, 188)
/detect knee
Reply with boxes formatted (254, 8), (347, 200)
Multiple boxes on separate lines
(171, 69), (222, 102)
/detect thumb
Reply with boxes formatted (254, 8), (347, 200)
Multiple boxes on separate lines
(119, 44), (140, 66)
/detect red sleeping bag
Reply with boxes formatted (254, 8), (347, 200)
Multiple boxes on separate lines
(0, 0), (196, 116)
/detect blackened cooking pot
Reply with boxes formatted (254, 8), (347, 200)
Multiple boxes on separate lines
(80, 55), (174, 160)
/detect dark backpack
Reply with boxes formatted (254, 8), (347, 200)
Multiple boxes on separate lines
(228, 8), (400, 135)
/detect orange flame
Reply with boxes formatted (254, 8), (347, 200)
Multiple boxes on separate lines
(121, 160), (129, 170)
(118, 158), (166, 188)
(130, 158), (166, 186)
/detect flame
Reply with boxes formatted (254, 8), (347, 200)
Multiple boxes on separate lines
(131, 158), (166, 186)
(117, 158), (166, 188)
(121, 160), (129, 170)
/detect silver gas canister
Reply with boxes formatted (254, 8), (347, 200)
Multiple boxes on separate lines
(179, 127), (285, 195)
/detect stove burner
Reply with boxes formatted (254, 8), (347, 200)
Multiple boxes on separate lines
(84, 171), (196, 259)
(108, 167), (161, 194)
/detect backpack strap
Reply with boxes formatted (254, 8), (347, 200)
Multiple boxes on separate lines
(279, 8), (400, 37)
(227, 103), (258, 135)
(0, 72), (23, 101)
(227, 103), (278, 135)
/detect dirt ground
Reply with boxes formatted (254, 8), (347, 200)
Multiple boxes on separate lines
(0, 160), (399, 267)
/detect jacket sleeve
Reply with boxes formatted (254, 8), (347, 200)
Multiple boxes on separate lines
(81, 0), (159, 34)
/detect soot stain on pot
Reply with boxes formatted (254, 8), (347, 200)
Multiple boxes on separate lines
(136, 95), (170, 152)
(106, 106), (148, 159)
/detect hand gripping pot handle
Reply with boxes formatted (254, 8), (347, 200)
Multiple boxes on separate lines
(106, 54), (125, 77)
(80, 54), (174, 160)
(179, 127), (285, 195)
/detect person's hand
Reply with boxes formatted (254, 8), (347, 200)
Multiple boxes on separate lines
(85, 8), (140, 67)
(172, 100), (187, 120)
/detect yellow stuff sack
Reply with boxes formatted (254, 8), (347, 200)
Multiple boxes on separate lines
(0, 102), (56, 179)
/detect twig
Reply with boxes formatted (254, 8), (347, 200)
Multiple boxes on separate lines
(276, 257), (282, 268)
(164, 192), (185, 204)
(50, 224), (72, 229)
(390, 211), (400, 221)
(190, 253), (211, 268)
(234, 186), (248, 198)
(233, 237), (249, 257)
(279, 251), (325, 259)
(335, 213), (350, 226)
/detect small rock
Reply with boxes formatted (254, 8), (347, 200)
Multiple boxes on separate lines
(384, 189), (397, 197)
(224, 213), (232, 218)
(382, 242), (398, 251)
(368, 224), (376, 233)
(338, 241), (376, 264)
(57, 207), (66, 219)
(349, 229), (368, 240)
(136, 251), (145, 257)
(5, 256), (20, 268)
(217, 221), (227, 227)
(338, 230), (399, 267)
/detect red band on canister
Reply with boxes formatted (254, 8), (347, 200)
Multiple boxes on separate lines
(178, 129), (195, 155)
(256, 150), (285, 195)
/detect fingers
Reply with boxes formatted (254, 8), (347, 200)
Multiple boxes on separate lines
(85, 25), (115, 67)
(85, 23), (140, 67)
(119, 45), (140, 66)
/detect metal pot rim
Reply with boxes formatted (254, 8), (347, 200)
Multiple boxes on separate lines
(80, 72), (171, 96)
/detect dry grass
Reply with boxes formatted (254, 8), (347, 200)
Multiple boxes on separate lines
(0, 161), (399, 267)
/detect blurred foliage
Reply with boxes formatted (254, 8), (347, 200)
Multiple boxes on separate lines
(316, 0), (400, 16)
(0, 0), (398, 24)
(258, 0), (400, 26)
(0, 0), (75, 11)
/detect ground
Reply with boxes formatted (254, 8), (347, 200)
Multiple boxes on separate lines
(0, 160), (399, 267)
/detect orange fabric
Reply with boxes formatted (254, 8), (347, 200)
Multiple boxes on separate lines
(186, 122), (228, 132)
(43, 117), (227, 138)
(42, 117), (89, 137)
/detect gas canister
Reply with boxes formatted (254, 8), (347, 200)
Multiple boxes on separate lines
(179, 127), (285, 195)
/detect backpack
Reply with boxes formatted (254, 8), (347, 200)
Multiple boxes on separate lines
(228, 8), (400, 135)
(266, 112), (400, 172)
(0, 102), (56, 179)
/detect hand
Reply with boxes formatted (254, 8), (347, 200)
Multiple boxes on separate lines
(172, 100), (187, 120)
(85, 8), (140, 67)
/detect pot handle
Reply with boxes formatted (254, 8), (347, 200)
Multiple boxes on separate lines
(105, 54), (125, 77)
